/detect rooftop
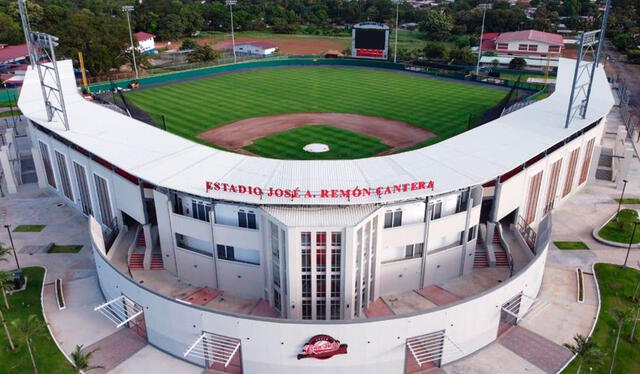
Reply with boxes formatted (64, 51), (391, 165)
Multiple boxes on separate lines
(496, 30), (564, 46)
(0, 44), (29, 63)
(134, 32), (155, 42)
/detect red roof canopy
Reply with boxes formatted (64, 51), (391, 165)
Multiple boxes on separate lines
(0, 44), (29, 63)
(496, 30), (564, 46)
(134, 32), (155, 42)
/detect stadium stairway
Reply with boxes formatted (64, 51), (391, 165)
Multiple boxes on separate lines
(150, 252), (164, 270)
(129, 253), (144, 270)
(473, 248), (489, 268)
(493, 227), (510, 267)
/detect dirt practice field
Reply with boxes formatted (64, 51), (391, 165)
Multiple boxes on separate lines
(198, 113), (435, 154)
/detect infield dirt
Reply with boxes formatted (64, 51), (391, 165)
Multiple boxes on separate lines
(197, 113), (436, 155)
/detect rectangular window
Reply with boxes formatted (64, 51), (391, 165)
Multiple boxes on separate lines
(301, 232), (311, 246)
(456, 191), (468, 213)
(331, 247), (341, 272)
(94, 174), (113, 227)
(316, 274), (326, 297)
(528, 44), (538, 51)
(301, 247), (311, 272)
(549, 45), (560, 52)
(302, 300), (312, 320)
(578, 138), (595, 185)
(54, 151), (73, 200)
(191, 200), (211, 222)
(273, 261), (281, 287)
(316, 232), (326, 247)
(238, 210), (257, 229)
(468, 225), (477, 241)
(544, 159), (563, 214)
(562, 148), (580, 197)
(302, 274), (311, 298)
(316, 299), (326, 320)
(404, 243), (424, 259)
(331, 232), (341, 247)
(270, 223), (279, 259)
(216, 244), (235, 261)
(316, 248), (326, 272)
(518, 44), (528, 51)
(331, 274), (341, 298)
(73, 162), (92, 215)
(273, 289), (281, 311)
(525, 171), (543, 225)
(39, 141), (56, 188)
(430, 201), (442, 220)
(497, 43), (508, 49)
(384, 210), (402, 228)
(330, 299), (341, 320)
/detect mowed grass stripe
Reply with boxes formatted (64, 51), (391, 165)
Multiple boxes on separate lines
(126, 67), (505, 158)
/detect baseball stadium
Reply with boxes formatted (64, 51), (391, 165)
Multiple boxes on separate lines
(18, 53), (613, 374)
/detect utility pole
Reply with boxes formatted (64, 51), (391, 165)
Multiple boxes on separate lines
(122, 5), (139, 80)
(476, 4), (490, 75)
(393, 0), (400, 63)
(226, 0), (238, 64)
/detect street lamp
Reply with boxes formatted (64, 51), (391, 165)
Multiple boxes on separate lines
(122, 5), (139, 80)
(393, 0), (400, 63)
(3, 225), (21, 270)
(617, 179), (628, 216)
(476, 4), (490, 76)
(623, 220), (639, 268)
(226, 0), (238, 64)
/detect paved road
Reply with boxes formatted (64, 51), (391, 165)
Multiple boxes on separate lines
(603, 41), (640, 116)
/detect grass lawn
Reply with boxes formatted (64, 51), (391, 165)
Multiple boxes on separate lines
(12, 225), (46, 233)
(0, 110), (20, 118)
(615, 198), (640, 204)
(562, 264), (640, 374)
(48, 245), (83, 254)
(245, 125), (390, 160)
(598, 209), (640, 244)
(126, 67), (506, 158)
(0, 267), (74, 374)
(554, 241), (590, 250)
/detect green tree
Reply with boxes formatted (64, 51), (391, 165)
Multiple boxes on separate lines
(69, 344), (104, 373)
(12, 314), (46, 374)
(423, 42), (446, 60)
(419, 10), (454, 41)
(0, 13), (23, 45)
(180, 39), (197, 51)
(509, 57), (527, 70)
(157, 14), (184, 40)
(187, 44), (221, 63)
(0, 271), (12, 310)
(563, 334), (604, 374)
(450, 47), (476, 65)
(0, 302), (15, 351)
(180, 6), (204, 36)
(609, 309), (633, 374)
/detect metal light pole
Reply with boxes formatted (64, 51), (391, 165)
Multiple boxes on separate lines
(623, 221), (639, 268)
(393, 0), (400, 63)
(476, 4), (489, 75)
(617, 179), (628, 216)
(226, 0), (238, 64)
(122, 5), (139, 80)
(3, 225), (21, 270)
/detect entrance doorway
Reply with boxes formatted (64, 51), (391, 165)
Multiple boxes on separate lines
(498, 293), (522, 336)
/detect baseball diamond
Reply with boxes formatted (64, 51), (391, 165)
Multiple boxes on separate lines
(124, 66), (507, 158)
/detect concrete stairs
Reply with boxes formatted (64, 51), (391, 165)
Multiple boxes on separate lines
(128, 253), (144, 270)
(473, 248), (489, 268)
(493, 228), (510, 267)
(150, 252), (164, 270)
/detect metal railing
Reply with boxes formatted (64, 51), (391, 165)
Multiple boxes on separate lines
(515, 215), (537, 255)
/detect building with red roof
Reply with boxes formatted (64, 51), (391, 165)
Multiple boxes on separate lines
(134, 32), (156, 55)
(0, 44), (29, 64)
(481, 30), (564, 57)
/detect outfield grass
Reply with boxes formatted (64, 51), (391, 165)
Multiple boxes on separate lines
(554, 241), (590, 250)
(245, 125), (390, 160)
(562, 264), (640, 374)
(0, 267), (74, 374)
(598, 209), (640, 244)
(13, 225), (46, 233)
(125, 67), (505, 159)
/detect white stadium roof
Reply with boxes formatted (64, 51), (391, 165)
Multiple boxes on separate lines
(18, 59), (614, 206)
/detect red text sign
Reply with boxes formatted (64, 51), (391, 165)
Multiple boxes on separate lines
(205, 180), (434, 199)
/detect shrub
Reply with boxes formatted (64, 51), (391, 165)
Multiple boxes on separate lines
(509, 57), (527, 70)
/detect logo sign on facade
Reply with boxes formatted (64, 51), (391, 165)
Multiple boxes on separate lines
(205, 180), (435, 200)
(297, 334), (348, 360)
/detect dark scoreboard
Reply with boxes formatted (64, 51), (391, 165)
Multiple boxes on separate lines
(351, 23), (389, 60)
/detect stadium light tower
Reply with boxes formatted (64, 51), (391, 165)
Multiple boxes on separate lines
(226, 0), (238, 64)
(122, 5), (139, 80)
(393, 0), (400, 63)
(475, 4), (490, 75)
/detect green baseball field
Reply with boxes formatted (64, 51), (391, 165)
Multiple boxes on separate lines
(125, 67), (507, 160)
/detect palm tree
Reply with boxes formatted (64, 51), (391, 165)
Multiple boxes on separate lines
(0, 305), (15, 350)
(563, 334), (603, 374)
(69, 344), (104, 373)
(0, 270), (13, 309)
(608, 309), (633, 374)
(12, 314), (46, 374)
(0, 243), (12, 263)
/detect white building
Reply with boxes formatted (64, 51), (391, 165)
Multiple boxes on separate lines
(134, 32), (156, 55)
(482, 30), (565, 57)
(234, 41), (277, 56)
(18, 57), (613, 373)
